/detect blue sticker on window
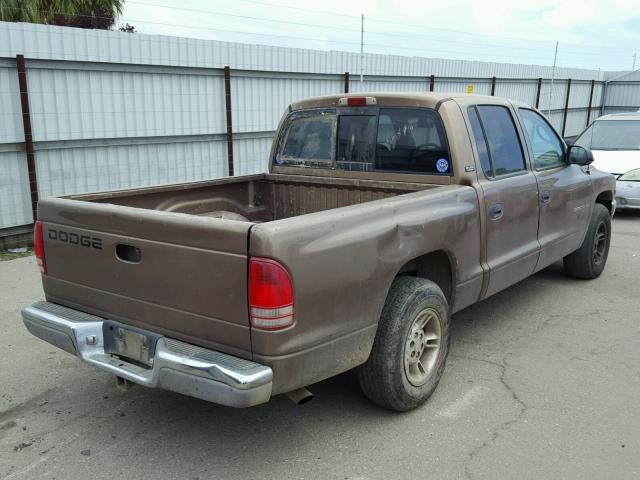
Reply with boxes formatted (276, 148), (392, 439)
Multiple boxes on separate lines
(436, 158), (449, 173)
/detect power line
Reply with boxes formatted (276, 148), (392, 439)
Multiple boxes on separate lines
(123, 1), (634, 60)
(0, 5), (631, 68)
(229, 0), (635, 52)
(126, 0), (620, 57)
(122, 19), (364, 46)
(126, 0), (361, 34)
(363, 29), (631, 58)
(232, 0), (361, 20)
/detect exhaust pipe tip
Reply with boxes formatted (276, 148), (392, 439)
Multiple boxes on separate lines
(115, 375), (135, 392)
(286, 387), (314, 405)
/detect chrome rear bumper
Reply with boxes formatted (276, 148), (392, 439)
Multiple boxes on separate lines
(22, 301), (273, 407)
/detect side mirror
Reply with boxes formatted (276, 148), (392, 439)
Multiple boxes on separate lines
(567, 145), (594, 166)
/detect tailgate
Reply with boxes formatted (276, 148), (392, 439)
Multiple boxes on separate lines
(37, 197), (253, 358)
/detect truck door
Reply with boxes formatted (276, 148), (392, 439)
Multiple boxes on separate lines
(517, 108), (592, 271)
(467, 105), (541, 298)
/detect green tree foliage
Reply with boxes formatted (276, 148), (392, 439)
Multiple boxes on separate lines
(0, 0), (124, 30)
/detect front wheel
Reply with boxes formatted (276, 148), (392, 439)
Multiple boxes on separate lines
(357, 276), (450, 412)
(563, 203), (611, 279)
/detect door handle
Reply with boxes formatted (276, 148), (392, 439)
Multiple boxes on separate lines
(488, 203), (504, 220)
(540, 190), (551, 205)
(116, 244), (142, 263)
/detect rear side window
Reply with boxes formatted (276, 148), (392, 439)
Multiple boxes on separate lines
(276, 109), (336, 166)
(275, 107), (451, 175)
(468, 107), (492, 177)
(472, 106), (526, 177)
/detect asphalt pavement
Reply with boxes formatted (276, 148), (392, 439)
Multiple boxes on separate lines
(1, 211), (639, 480)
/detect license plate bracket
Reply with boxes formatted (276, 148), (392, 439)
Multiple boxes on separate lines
(103, 321), (161, 366)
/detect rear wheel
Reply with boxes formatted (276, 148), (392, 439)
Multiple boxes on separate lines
(563, 203), (611, 279)
(358, 276), (450, 412)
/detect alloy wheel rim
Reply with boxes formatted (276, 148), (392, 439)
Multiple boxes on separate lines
(403, 308), (442, 387)
(593, 222), (607, 266)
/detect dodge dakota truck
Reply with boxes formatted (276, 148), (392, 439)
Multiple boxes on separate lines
(22, 93), (615, 412)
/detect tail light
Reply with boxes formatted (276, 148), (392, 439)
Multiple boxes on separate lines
(338, 96), (377, 107)
(249, 257), (294, 330)
(34, 220), (46, 274)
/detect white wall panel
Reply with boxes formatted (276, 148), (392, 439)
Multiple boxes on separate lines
(568, 82), (593, 108)
(0, 65), (23, 144)
(565, 110), (589, 136)
(233, 136), (272, 176)
(435, 79), (492, 95)
(0, 151), (32, 228)
(350, 78), (426, 93)
(35, 140), (228, 198)
(231, 75), (342, 133)
(604, 83), (640, 108)
(494, 81), (538, 105)
(538, 80), (569, 113)
(26, 67), (226, 141)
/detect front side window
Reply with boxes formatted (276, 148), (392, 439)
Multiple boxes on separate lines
(476, 106), (526, 177)
(519, 109), (565, 169)
(275, 107), (452, 175)
(575, 120), (640, 150)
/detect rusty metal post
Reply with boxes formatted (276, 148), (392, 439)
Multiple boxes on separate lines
(429, 75), (435, 92)
(16, 55), (39, 221)
(535, 78), (542, 108)
(490, 76), (497, 96)
(223, 66), (234, 177)
(561, 78), (572, 137)
(586, 79), (595, 126)
(344, 72), (349, 93)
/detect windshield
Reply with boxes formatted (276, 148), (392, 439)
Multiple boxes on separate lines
(275, 107), (452, 175)
(575, 120), (640, 150)
(618, 169), (640, 181)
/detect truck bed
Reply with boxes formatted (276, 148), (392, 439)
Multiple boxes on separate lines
(37, 174), (441, 362)
(77, 173), (436, 221)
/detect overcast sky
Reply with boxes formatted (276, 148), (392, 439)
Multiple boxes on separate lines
(118, 0), (640, 72)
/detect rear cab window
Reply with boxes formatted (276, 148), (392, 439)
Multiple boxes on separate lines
(275, 107), (452, 175)
(277, 109), (336, 166)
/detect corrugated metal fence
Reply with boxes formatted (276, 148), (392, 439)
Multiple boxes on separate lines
(1, 22), (638, 231)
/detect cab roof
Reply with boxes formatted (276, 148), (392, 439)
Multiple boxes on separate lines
(290, 92), (528, 111)
(595, 112), (640, 121)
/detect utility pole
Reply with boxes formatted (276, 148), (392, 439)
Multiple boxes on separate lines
(548, 41), (558, 116)
(360, 14), (364, 83)
(633, 52), (637, 71)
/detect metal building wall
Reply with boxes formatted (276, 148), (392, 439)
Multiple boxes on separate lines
(0, 22), (636, 231)
(0, 58), (32, 229)
(602, 71), (640, 115)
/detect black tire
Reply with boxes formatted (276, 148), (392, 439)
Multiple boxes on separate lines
(357, 276), (450, 412)
(563, 203), (611, 279)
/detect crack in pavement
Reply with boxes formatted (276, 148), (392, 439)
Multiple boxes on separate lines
(455, 306), (625, 480)
(451, 354), (528, 480)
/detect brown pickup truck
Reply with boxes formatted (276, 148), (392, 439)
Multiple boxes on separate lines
(23, 93), (615, 411)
